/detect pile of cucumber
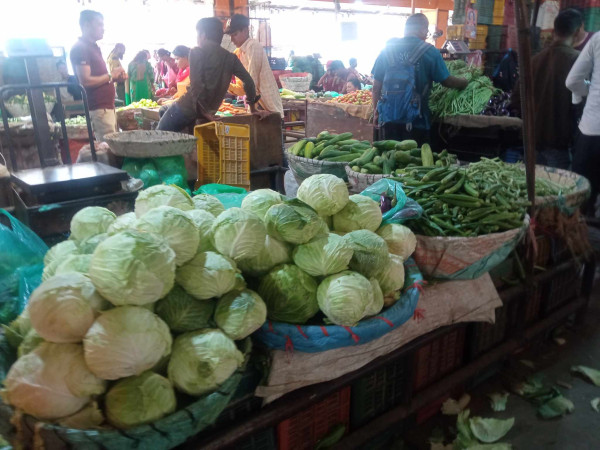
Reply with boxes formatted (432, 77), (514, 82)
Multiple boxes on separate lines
(287, 132), (371, 163)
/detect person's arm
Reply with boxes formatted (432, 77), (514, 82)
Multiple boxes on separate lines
(441, 76), (468, 90)
(317, 73), (327, 87)
(75, 64), (117, 88)
(371, 52), (385, 124)
(372, 79), (382, 124)
(232, 57), (257, 106)
(566, 40), (594, 97)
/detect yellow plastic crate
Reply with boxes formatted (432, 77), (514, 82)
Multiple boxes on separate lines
(493, 0), (505, 15)
(493, 15), (504, 25)
(476, 25), (489, 37)
(194, 122), (251, 191)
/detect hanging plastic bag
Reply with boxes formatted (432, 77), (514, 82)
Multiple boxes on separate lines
(359, 178), (422, 225)
(0, 210), (47, 323)
(194, 184), (249, 209)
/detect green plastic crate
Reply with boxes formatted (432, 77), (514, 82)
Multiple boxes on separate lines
(584, 7), (600, 31)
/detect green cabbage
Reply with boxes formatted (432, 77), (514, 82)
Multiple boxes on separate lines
(235, 235), (292, 277)
(136, 206), (199, 266)
(469, 417), (515, 443)
(333, 194), (382, 232)
(211, 208), (267, 260)
(83, 306), (172, 380)
(168, 329), (244, 395)
(17, 329), (45, 358)
(292, 233), (354, 277)
(176, 251), (238, 300)
(297, 174), (349, 216)
(155, 285), (215, 332)
(376, 223), (417, 260)
(264, 199), (325, 245)
(258, 264), (319, 324)
(192, 193), (225, 216)
(44, 240), (79, 267)
(105, 371), (176, 428)
(214, 289), (267, 340)
(317, 271), (374, 325)
(78, 233), (108, 254)
(343, 230), (390, 278)
(135, 184), (194, 217)
(107, 212), (137, 235)
(2, 311), (31, 350)
(88, 230), (176, 306)
(241, 189), (283, 220)
(4, 342), (106, 420)
(366, 278), (384, 317)
(375, 253), (405, 296)
(57, 402), (104, 429)
(52, 254), (92, 277)
(28, 273), (107, 343)
(186, 209), (217, 253)
(70, 206), (116, 242)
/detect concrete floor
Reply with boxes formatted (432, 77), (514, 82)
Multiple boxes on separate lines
(403, 253), (600, 449)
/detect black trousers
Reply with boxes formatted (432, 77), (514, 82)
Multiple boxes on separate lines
(380, 123), (430, 144)
(572, 131), (600, 215)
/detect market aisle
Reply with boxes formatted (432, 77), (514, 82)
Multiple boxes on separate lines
(404, 269), (600, 450)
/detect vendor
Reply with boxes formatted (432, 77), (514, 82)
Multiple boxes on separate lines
(345, 78), (361, 93)
(156, 48), (179, 95)
(107, 43), (126, 102)
(157, 18), (260, 132)
(317, 61), (336, 92)
(226, 14), (283, 118)
(157, 45), (191, 106)
(128, 50), (155, 102)
(348, 57), (363, 83)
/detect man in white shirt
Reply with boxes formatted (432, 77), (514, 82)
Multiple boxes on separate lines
(226, 14), (284, 118)
(566, 33), (600, 214)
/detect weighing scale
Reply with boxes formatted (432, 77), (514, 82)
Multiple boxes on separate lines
(442, 40), (472, 56)
(0, 39), (134, 240)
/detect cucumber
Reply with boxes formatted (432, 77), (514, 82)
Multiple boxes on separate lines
(325, 152), (362, 162)
(304, 142), (315, 158)
(319, 148), (350, 159)
(409, 148), (422, 157)
(421, 143), (434, 167)
(363, 163), (383, 174)
(325, 132), (353, 145)
(397, 139), (418, 150)
(373, 140), (398, 151)
(351, 147), (377, 166)
(395, 151), (412, 165)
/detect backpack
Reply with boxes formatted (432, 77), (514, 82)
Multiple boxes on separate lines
(492, 49), (519, 92)
(377, 40), (431, 126)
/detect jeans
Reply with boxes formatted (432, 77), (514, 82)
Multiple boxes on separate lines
(380, 123), (430, 144)
(157, 102), (195, 132)
(572, 132), (600, 215)
(536, 148), (571, 170)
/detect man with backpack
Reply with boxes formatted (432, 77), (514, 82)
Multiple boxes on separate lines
(371, 13), (468, 143)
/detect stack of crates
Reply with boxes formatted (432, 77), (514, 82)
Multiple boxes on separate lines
(487, 24), (508, 50)
(493, 0), (505, 24)
(475, 0), (497, 24)
(469, 25), (489, 49)
(453, 0), (468, 23)
(447, 24), (466, 40)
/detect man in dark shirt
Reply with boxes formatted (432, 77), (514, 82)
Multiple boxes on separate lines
(70, 10), (125, 142)
(371, 14), (467, 143)
(158, 17), (259, 132)
(512, 9), (583, 169)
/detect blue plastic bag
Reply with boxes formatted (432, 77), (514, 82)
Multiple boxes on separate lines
(360, 179), (423, 225)
(0, 210), (47, 323)
(194, 184), (249, 209)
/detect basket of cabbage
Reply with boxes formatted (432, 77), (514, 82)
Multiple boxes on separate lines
(0, 185), (264, 449)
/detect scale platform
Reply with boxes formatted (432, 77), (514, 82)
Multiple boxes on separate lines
(11, 162), (129, 203)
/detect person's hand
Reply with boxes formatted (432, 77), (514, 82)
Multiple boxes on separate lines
(157, 98), (168, 105)
(111, 68), (125, 81)
(252, 110), (271, 120)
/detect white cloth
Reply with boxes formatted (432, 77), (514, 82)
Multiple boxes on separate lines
(566, 33), (600, 136)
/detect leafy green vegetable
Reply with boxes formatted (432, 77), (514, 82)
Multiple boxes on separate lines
(52, 254), (92, 278)
(333, 194), (382, 232)
(107, 212), (137, 235)
(376, 223), (416, 260)
(69, 207), (116, 242)
(375, 253), (405, 296)
(214, 289), (267, 340)
(571, 365), (600, 386)
(487, 392), (509, 412)
(105, 371), (176, 428)
(537, 395), (574, 419)
(264, 199), (326, 245)
(236, 235), (292, 277)
(211, 208), (267, 260)
(176, 251), (238, 300)
(591, 398), (600, 413)
(469, 417), (514, 443)
(296, 174), (349, 216)
(317, 271), (374, 326)
(192, 193), (225, 216)
(292, 233), (354, 277)
(454, 410), (479, 449)
(186, 209), (217, 253)
(44, 240), (79, 267)
(155, 285), (215, 332)
(343, 230), (390, 278)
(17, 329), (45, 357)
(135, 184), (194, 217)
(241, 189), (283, 219)
(78, 233), (108, 254)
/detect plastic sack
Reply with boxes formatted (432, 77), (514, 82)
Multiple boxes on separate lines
(154, 155), (188, 190)
(0, 210), (47, 324)
(194, 184), (249, 209)
(360, 178), (422, 225)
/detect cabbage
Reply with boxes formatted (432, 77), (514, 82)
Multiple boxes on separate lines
(333, 195), (382, 232)
(317, 271), (374, 325)
(17, 329), (45, 357)
(176, 251), (238, 300)
(376, 253), (406, 296)
(78, 233), (108, 254)
(258, 264), (319, 324)
(211, 208), (267, 260)
(343, 230), (390, 278)
(241, 189), (283, 219)
(168, 329), (244, 395)
(365, 278), (384, 317)
(70, 207), (116, 242)
(105, 371), (176, 428)
(264, 199), (325, 245)
(136, 206), (199, 266)
(57, 402), (104, 429)
(44, 240), (79, 267)
(192, 193), (225, 216)
(2, 311), (31, 350)
(4, 342), (106, 420)
(88, 230), (176, 306)
(135, 185), (194, 217)
(214, 289), (267, 340)
(107, 212), (137, 235)
(29, 273), (107, 343)
(84, 306), (172, 380)
(155, 285), (215, 332)
(469, 417), (515, 443)
(233, 273), (247, 292)
(53, 254), (92, 277)
(292, 233), (354, 277)
(297, 174), (349, 216)
(376, 223), (417, 260)
(236, 235), (292, 277)
(186, 209), (217, 252)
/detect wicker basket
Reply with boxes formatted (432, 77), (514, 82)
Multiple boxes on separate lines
(345, 165), (393, 193)
(104, 130), (197, 158)
(116, 109), (140, 131)
(279, 73), (313, 92)
(1, 339), (252, 450)
(286, 151), (349, 183)
(533, 165), (590, 212)
(5, 102), (55, 118)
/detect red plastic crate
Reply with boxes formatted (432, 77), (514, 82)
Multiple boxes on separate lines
(541, 263), (583, 315)
(414, 385), (465, 425)
(412, 326), (467, 392)
(277, 386), (351, 450)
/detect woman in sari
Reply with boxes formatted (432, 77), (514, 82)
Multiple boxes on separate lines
(157, 46), (190, 106)
(128, 50), (154, 102)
